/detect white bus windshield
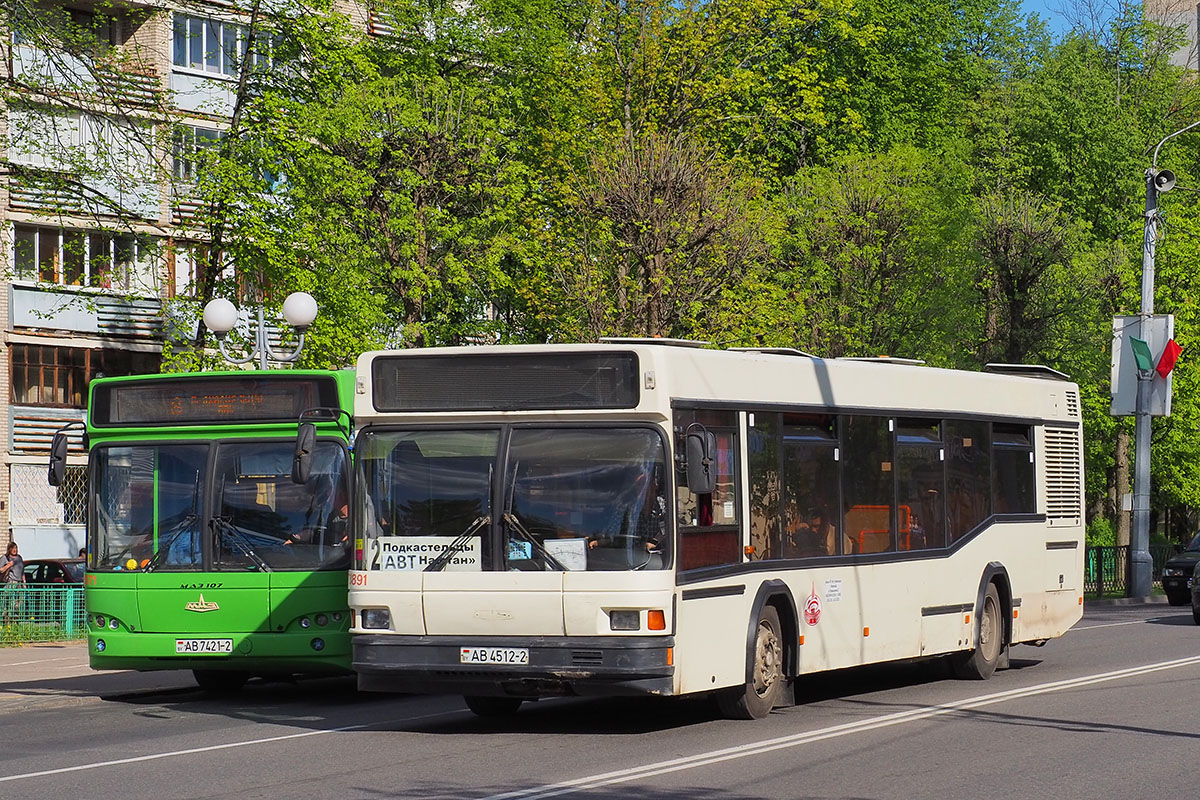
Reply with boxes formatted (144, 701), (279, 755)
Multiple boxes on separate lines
(357, 427), (668, 572)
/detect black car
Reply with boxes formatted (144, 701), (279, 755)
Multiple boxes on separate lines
(1161, 532), (1200, 605)
(1190, 562), (1200, 625)
(22, 558), (85, 585)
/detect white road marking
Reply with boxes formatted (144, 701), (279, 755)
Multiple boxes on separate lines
(0, 710), (461, 784)
(482, 654), (1200, 800)
(2, 657), (81, 668)
(1073, 615), (1177, 631)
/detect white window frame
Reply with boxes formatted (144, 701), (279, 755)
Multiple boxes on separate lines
(171, 13), (274, 78)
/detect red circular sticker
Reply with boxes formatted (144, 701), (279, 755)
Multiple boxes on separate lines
(803, 587), (822, 626)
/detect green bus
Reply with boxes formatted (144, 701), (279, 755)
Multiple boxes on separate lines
(50, 370), (354, 691)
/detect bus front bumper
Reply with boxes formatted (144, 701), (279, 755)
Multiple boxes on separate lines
(87, 630), (351, 674)
(353, 633), (675, 698)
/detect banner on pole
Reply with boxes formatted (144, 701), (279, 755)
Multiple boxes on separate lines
(1111, 315), (1174, 417)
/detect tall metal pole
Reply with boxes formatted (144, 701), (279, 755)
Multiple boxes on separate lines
(256, 306), (270, 371)
(1130, 170), (1156, 597)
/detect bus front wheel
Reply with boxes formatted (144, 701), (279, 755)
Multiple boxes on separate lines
(193, 669), (249, 693)
(951, 583), (1003, 680)
(717, 605), (784, 720)
(464, 695), (524, 717)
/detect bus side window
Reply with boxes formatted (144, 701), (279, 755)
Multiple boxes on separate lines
(675, 409), (740, 570)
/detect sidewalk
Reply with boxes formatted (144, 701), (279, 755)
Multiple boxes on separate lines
(0, 641), (196, 714)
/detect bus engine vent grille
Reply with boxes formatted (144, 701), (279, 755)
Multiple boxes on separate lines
(1064, 390), (1080, 418)
(571, 650), (605, 666)
(1044, 426), (1082, 520)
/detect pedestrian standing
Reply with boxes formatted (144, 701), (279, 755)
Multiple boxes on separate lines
(0, 541), (25, 623)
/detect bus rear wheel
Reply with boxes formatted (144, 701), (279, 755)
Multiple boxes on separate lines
(717, 605), (784, 720)
(193, 669), (249, 693)
(464, 695), (524, 717)
(951, 583), (1003, 680)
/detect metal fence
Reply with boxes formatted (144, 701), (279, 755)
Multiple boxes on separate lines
(1084, 544), (1176, 598)
(0, 586), (86, 644)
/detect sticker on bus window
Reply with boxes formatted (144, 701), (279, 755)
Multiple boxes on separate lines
(370, 536), (482, 571)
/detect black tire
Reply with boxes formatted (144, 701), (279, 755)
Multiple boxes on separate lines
(1192, 604), (1200, 625)
(1167, 593), (1189, 607)
(193, 669), (249, 693)
(951, 583), (1003, 680)
(464, 695), (524, 717)
(717, 605), (784, 720)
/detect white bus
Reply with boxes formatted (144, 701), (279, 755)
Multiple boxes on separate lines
(345, 342), (1084, 719)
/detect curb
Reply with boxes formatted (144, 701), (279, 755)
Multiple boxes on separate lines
(1085, 595), (1171, 607)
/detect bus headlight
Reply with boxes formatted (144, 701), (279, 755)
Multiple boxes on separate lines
(311, 638), (325, 652)
(109, 618), (120, 630)
(299, 617), (312, 629)
(315, 614), (328, 627)
(609, 610), (640, 631)
(361, 609), (391, 629)
(95, 639), (106, 652)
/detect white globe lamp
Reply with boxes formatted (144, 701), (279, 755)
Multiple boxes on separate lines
(282, 291), (318, 331)
(202, 298), (238, 338)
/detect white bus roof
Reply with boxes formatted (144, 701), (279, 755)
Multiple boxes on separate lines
(356, 344), (1080, 425)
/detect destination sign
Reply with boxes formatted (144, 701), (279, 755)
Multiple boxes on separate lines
(91, 376), (339, 426)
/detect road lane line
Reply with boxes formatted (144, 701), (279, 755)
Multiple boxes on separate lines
(1073, 619), (1156, 631)
(482, 654), (1200, 800)
(0, 710), (461, 784)
(2, 657), (81, 667)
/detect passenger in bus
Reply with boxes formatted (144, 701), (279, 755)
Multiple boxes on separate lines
(808, 506), (851, 556)
(783, 502), (823, 558)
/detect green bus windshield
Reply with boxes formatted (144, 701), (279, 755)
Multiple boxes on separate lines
(92, 440), (349, 572)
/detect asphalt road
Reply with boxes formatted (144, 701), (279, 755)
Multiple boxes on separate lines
(2, 602), (1197, 800)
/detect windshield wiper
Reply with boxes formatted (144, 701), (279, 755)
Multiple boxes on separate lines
(503, 512), (567, 572)
(424, 515), (491, 573)
(213, 517), (272, 572)
(142, 514), (199, 572)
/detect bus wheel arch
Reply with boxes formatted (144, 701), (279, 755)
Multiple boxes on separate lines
(951, 564), (1011, 680)
(717, 581), (797, 719)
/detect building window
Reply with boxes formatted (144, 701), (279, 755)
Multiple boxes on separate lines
(12, 223), (155, 290)
(172, 13), (274, 76)
(11, 345), (161, 408)
(172, 125), (223, 182)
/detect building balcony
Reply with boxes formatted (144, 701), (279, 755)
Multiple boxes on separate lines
(10, 283), (163, 339)
(11, 43), (163, 110)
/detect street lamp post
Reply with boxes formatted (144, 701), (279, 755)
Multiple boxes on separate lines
(1131, 121), (1200, 596)
(202, 291), (319, 370)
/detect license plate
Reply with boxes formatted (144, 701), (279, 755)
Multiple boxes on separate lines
(460, 646), (529, 665)
(175, 638), (233, 654)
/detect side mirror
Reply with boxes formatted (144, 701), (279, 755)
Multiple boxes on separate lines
(48, 431), (69, 487)
(685, 428), (717, 495)
(292, 422), (316, 485)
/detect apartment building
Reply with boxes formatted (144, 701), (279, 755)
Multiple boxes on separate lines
(2, 0), (377, 558)
(1146, 0), (1200, 70)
